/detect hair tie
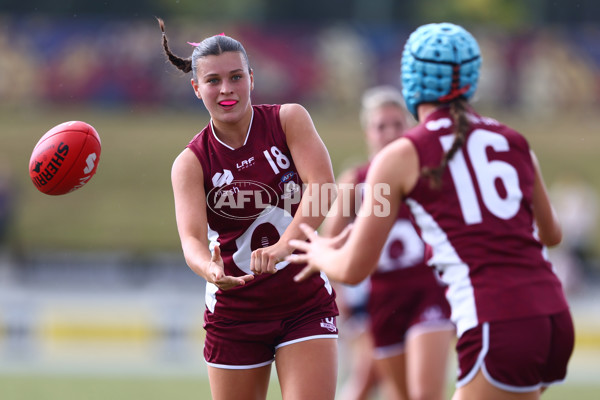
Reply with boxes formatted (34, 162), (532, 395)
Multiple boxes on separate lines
(187, 33), (225, 46)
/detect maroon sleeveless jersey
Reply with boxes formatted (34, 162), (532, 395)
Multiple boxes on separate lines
(187, 104), (337, 321)
(402, 106), (568, 337)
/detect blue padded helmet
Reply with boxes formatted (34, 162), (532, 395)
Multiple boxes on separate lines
(401, 23), (481, 119)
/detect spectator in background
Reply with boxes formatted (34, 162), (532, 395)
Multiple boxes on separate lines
(549, 174), (599, 294)
(316, 26), (374, 109)
(0, 32), (38, 108)
(0, 157), (16, 251)
(520, 32), (597, 115)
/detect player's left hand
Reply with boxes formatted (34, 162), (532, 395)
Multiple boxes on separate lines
(250, 241), (289, 275)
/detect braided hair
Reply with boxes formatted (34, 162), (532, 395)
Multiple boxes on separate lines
(421, 98), (470, 189)
(157, 18), (251, 82)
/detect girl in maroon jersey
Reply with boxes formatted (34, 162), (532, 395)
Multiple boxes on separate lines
(329, 86), (453, 400)
(158, 19), (339, 400)
(289, 23), (574, 400)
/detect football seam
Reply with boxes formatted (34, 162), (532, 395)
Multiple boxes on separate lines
(33, 122), (90, 150)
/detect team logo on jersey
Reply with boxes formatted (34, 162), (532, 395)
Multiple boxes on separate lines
(319, 317), (337, 333)
(212, 169), (234, 187)
(236, 156), (255, 170)
(206, 179), (279, 220)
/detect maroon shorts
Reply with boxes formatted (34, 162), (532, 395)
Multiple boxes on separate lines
(456, 310), (574, 391)
(368, 270), (453, 359)
(204, 307), (338, 369)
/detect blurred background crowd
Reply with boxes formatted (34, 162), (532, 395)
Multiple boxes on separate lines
(0, 0), (599, 114)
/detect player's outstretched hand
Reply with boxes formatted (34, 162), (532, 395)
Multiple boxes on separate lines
(287, 223), (352, 282)
(209, 245), (254, 291)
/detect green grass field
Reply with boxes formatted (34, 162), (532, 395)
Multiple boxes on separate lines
(0, 373), (597, 400)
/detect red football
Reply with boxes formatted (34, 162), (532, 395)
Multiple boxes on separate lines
(29, 121), (102, 195)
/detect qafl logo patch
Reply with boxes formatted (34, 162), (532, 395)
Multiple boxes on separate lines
(319, 317), (337, 333)
(279, 171), (301, 200)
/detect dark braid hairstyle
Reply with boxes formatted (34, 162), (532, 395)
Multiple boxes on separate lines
(157, 18), (251, 83)
(421, 98), (470, 189)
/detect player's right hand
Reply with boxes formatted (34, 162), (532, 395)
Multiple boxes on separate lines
(208, 245), (254, 291)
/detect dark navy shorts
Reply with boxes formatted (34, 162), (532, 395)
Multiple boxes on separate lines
(456, 310), (574, 392)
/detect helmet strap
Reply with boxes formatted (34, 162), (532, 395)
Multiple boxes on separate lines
(438, 64), (471, 102)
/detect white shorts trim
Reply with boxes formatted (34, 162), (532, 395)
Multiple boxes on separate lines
(373, 342), (405, 360)
(541, 378), (567, 389)
(206, 358), (274, 370)
(275, 334), (338, 350)
(481, 364), (543, 393)
(373, 320), (455, 360)
(456, 322), (490, 388)
(406, 320), (456, 340)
